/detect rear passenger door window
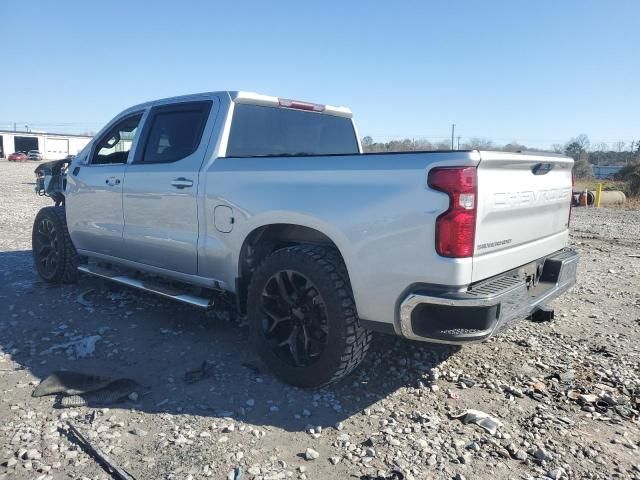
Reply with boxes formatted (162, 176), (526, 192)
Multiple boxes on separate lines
(135, 101), (212, 164)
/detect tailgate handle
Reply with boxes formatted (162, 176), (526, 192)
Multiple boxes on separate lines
(532, 163), (553, 175)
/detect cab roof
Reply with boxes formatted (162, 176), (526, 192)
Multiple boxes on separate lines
(124, 91), (353, 119)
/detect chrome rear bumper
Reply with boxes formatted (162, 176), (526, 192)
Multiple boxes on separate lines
(398, 248), (579, 344)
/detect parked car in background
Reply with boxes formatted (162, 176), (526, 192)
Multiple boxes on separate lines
(8, 152), (28, 162)
(28, 150), (44, 160)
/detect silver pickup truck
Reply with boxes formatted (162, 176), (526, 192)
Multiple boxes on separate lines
(32, 91), (578, 387)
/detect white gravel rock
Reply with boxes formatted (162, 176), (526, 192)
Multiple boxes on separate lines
(304, 448), (319, 460)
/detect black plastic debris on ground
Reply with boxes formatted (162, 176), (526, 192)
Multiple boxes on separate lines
(33, 370), (148, 408)
(184, 360), (212, 384)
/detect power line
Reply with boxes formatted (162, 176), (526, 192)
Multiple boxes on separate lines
(365, 133), (636, 144)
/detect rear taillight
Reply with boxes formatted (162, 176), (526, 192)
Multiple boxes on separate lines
(428, 167), (477, 258)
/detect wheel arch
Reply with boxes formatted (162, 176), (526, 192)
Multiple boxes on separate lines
(235, 222), (354, 314)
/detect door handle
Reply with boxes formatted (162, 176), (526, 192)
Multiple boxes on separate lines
(105, 177), (121, 186)
(171, 178), (194, 189)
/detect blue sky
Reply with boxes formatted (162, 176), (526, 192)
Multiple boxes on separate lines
(2, 0), (638, 149)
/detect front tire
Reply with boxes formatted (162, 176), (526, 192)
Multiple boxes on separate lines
(32, 206), (80, 284)
(247, 245), (371, 388)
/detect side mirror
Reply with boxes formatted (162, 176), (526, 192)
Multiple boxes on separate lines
(104, 132), (121, 148)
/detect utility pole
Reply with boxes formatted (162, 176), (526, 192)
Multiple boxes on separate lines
(451, 124), (456, 150)
(13, 122), (16, 132)
(457, 136), (461, 150)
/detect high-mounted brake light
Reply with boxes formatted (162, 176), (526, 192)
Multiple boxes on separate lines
(428, 167), (477, 258)
(278, 98), (326, 112)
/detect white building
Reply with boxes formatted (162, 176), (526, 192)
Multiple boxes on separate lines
(0, 130), (93, 160)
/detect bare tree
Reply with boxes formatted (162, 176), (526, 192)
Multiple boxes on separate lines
(573, 151), (593, 179)
(502, 142), (528, 152)
(434, 140), (451, 151)
(613, 140), (626, 152)
(413, 139), (433, 150)
(463, 137), (495, 150)
(573, 134), (591, 151)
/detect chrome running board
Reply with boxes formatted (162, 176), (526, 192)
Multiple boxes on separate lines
(78, 265), (213, 308)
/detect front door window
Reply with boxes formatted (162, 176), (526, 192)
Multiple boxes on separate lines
(91, 114), (142, 165)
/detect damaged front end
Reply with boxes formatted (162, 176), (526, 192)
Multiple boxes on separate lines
(34, 159), (72, 206)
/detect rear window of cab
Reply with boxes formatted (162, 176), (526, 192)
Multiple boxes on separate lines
(226, 103), (359, 157)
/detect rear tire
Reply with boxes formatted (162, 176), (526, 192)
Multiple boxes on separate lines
(247, 245), (371, 388)
(32, 206), (80, 284)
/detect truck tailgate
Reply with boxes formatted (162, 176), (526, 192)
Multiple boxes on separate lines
(472, 151), (573, 283)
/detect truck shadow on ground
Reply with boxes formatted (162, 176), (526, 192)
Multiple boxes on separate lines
(0, 250), (459, 433)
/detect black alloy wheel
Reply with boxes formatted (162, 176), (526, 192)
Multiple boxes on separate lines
(247, 245), (372, 388)
(32, 206), (80, 284)
(33, 217), (60, 280)
(259, 270), (329, 367)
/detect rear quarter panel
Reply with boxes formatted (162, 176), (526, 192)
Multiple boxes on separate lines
(201, 151), (480, 326)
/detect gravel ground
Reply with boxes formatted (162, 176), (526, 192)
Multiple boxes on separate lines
(0, 160), (639, 480)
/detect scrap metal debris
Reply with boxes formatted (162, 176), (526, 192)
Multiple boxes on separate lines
(184, 360), (212, 384)
(33, 371), (147, 408)
(59, 379), (144, 408)
(65, 420), (137, 480)
(77, 289), (95, 308)
(591, 345), (617, 357)
(451, 409), (504, 435)
(32, 371), (113, 397)
(228, 466), (242, 480)
(39, 335), (101, 358)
